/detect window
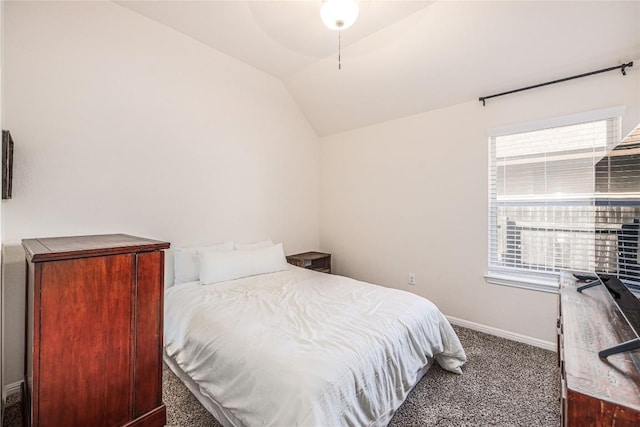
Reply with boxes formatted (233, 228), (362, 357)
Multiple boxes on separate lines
(488, 111), (640, 292)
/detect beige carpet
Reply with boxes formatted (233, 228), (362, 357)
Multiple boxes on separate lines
(4, 326), (560, 426)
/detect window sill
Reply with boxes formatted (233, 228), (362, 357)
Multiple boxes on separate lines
(484, 272), (559, 294)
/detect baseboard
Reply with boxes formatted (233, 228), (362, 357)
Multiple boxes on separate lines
(4, 380), (23, 397)
(446, 315), (556, 352)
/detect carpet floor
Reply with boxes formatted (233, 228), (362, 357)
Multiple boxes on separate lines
(3, 325), (560, 426)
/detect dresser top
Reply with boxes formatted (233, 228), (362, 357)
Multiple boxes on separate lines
(560, 272), (640, 412)
(23, 234), (170, 262)
(286, 251), (330, 261)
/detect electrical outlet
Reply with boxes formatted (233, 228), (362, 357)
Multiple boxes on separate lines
(408, 273), (416, 286)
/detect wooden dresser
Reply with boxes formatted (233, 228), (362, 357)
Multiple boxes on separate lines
(558, 272), (640, 426)
(22, 234), (170, 427)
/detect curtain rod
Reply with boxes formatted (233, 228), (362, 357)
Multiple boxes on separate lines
(479, 61), (634, 106)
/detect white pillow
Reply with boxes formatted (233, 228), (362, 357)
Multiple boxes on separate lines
(173, 241), (233, 285)
(199, 243), (288, 285)
(233, 239), (273, 251)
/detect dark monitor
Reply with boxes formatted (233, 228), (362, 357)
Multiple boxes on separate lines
(596, 274), (640, 358)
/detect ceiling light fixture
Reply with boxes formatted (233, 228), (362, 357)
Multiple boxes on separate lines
(320, 0), (359, 70)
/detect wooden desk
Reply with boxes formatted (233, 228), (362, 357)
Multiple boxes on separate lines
(558, 272), (640, 426)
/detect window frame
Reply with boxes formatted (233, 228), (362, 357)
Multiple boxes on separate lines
(485, 106), (626, 293)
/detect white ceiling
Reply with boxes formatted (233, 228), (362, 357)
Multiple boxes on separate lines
(116, 1), (640, 136)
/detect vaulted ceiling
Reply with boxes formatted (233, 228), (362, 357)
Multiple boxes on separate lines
(117, 1), (640, 136)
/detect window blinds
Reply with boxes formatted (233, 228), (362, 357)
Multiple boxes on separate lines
(489, 116), (640, 287)
(595, 125), (640, 284)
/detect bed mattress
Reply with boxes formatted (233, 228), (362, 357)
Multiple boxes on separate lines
(164, 266), (466, 427)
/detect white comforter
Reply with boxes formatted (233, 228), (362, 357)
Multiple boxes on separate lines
(164, 266), (466, 427)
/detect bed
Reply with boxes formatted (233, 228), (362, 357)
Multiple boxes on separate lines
(163, 243), (467, 427)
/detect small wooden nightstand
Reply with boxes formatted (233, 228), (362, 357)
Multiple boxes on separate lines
(286, 251), (331, 274)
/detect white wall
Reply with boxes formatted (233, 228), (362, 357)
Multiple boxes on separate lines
(320, 71), (640, 344)
(2, 1), (320, 385)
